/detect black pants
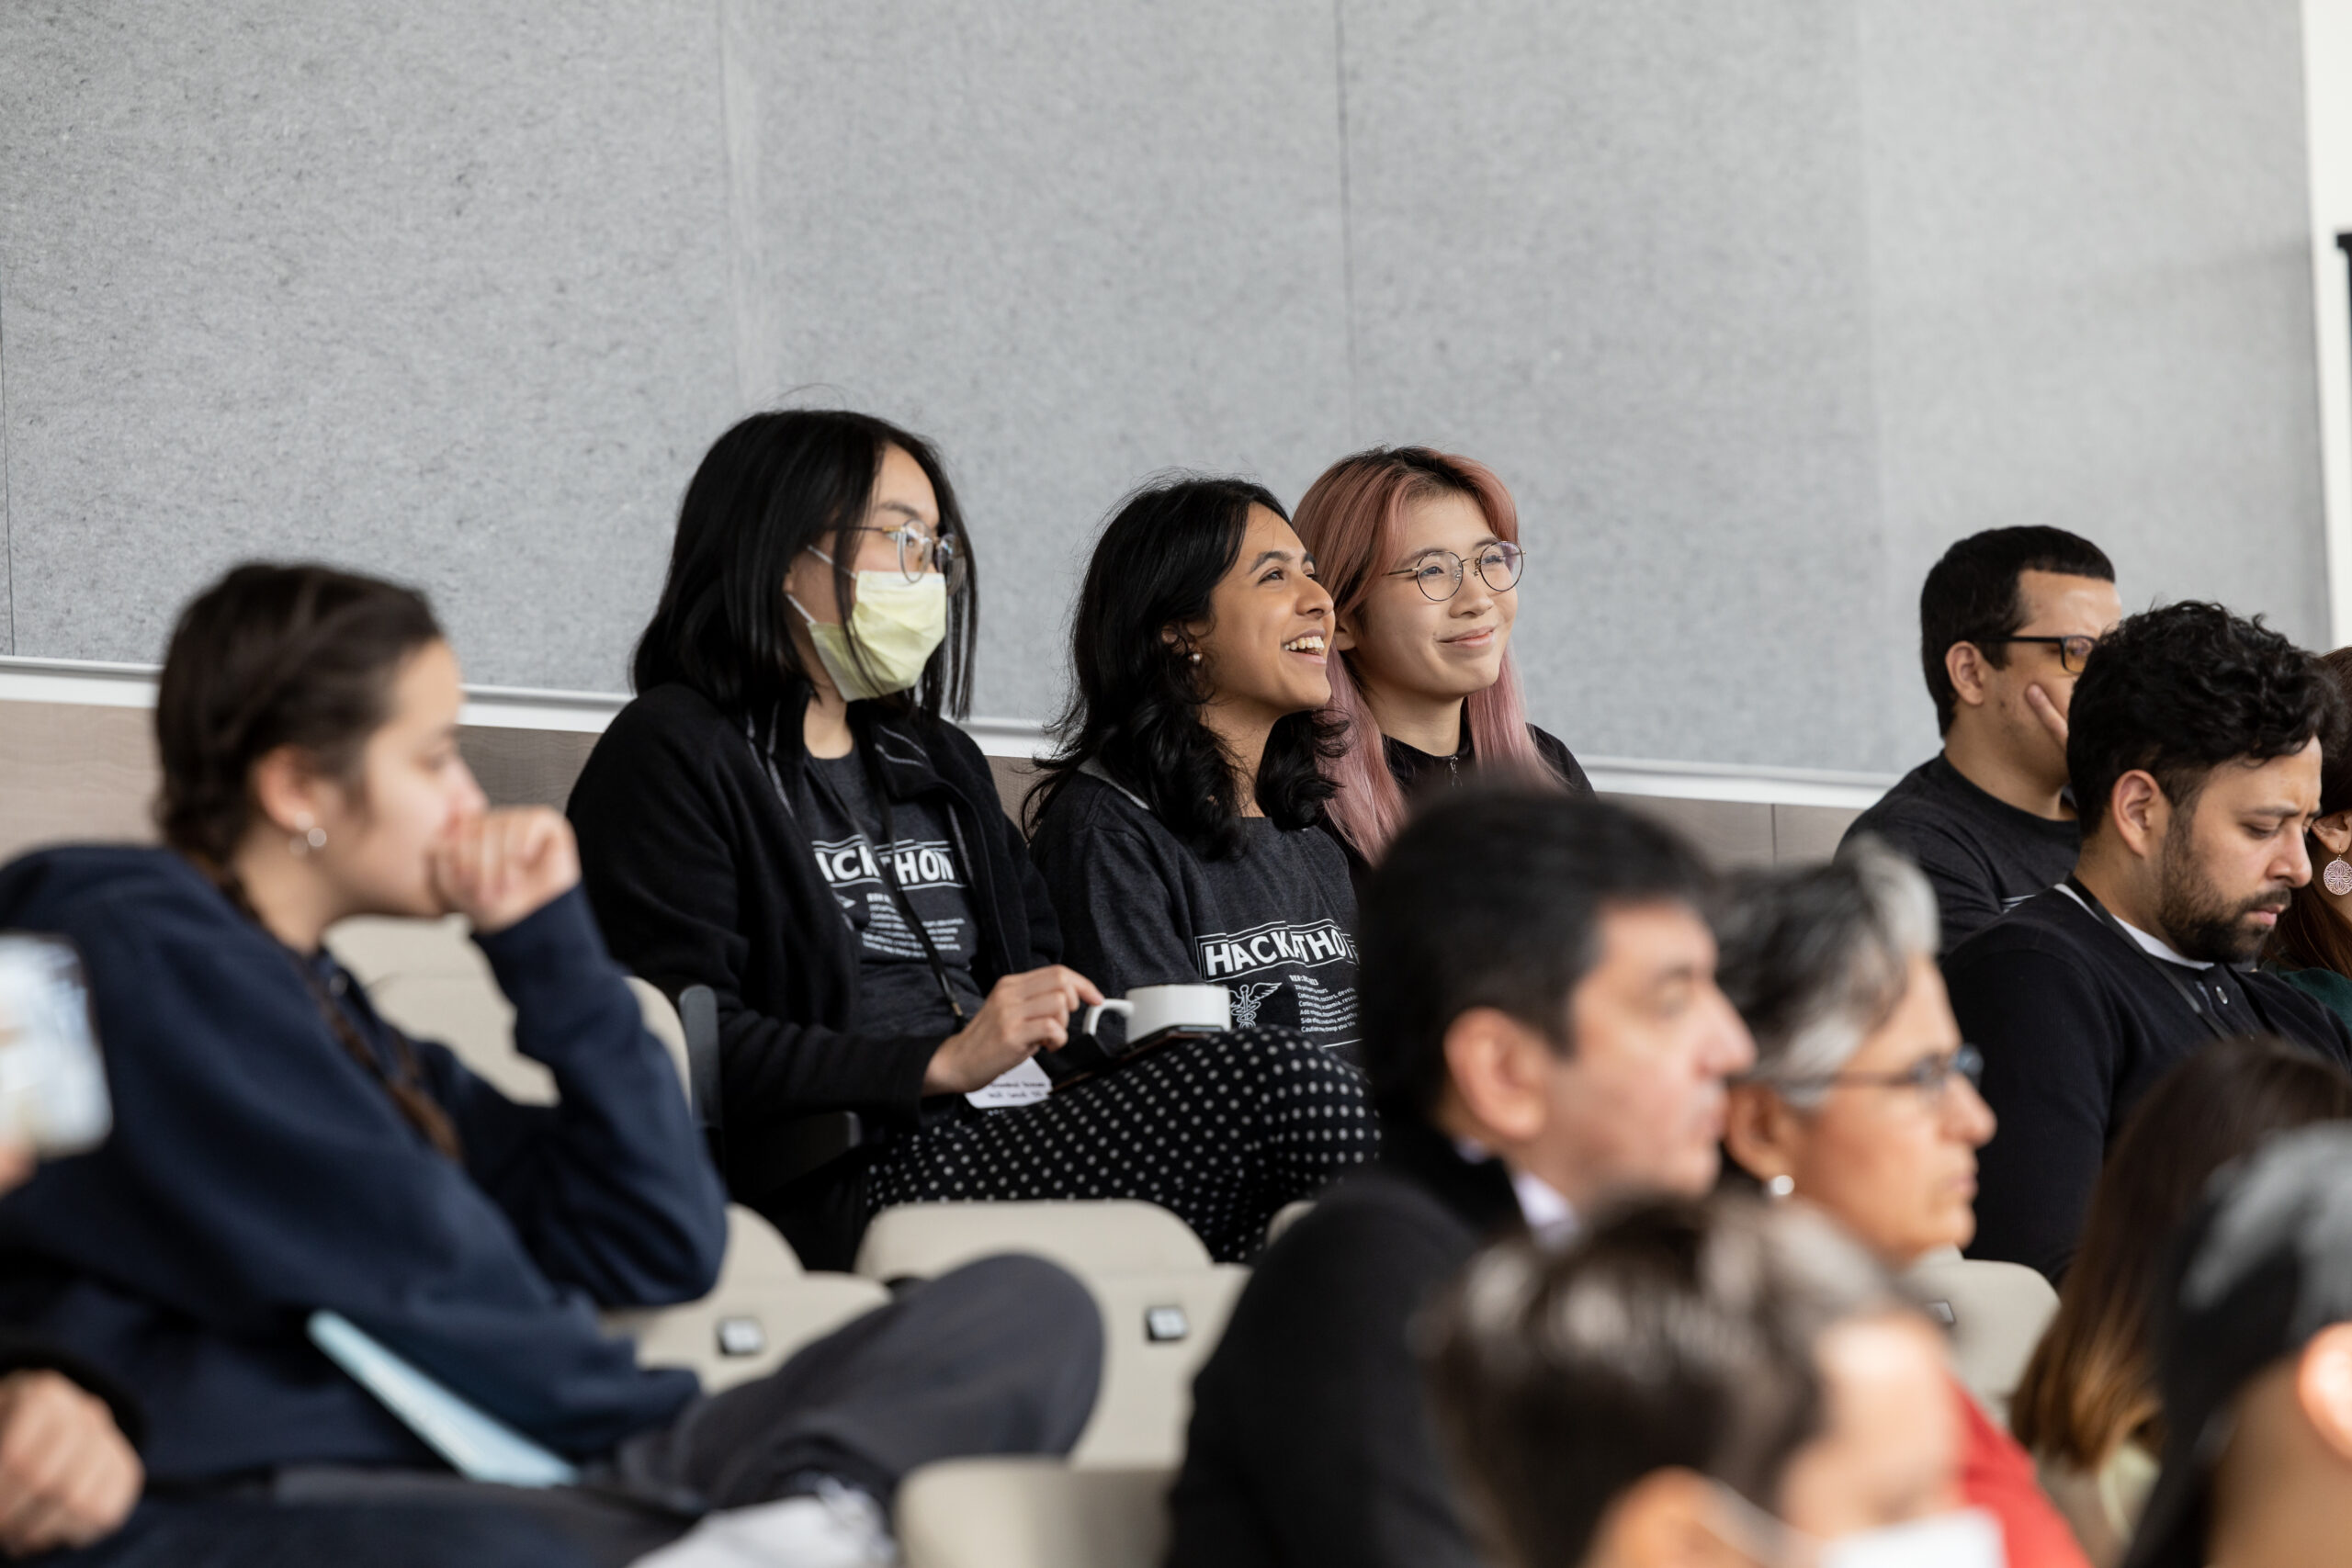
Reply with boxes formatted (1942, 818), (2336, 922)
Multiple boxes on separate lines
(65, 1255), (1102, 1568)
(866, 1025), (1380, 1261)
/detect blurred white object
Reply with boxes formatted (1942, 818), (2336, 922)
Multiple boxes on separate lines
(0, 933), (111, 1156)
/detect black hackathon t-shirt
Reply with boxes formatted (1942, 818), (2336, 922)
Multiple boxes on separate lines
(800, 750), (986, 1043)
(1029, 770), (1361, 1057)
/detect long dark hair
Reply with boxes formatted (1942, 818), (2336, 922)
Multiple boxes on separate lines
(155, 561), (463, 1160)
(631, 410), (977, 754)
(2009, 1035), (2352, 1469)
(2264, 646), (2352, 977)
(1027, 475), (1341, 859)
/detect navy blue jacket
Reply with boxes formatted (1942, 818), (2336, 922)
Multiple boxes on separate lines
(0, 846), (727, 1482)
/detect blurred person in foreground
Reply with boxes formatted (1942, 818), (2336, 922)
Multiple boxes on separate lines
(0, 563), (1101, 1568)
(1425, 1195), (1998, 1568)
(2119, 1123), (2352, 1568)
(2007, 1036), (2352, 1564)
(1942, 602), (2352, 1280)
(1716, 839), (2086, 1568)
(0, 1137), (141, 1559)
(1164, 792), (1753, 1568)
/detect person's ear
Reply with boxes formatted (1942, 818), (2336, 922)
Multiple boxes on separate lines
(249, 745), (335, 840)
(1593, 1468), (1755, 1568)
(1723, 1084), (1803, 1190)
(2108, 769), (2170, 861)
(1944, 643), (1994, 711)
(1331, 613), (1359, 655)
(1441, 1008), (1557, 1147)
(2295, 1323), (2352, 1466)
(2312, 811), (2352, 862)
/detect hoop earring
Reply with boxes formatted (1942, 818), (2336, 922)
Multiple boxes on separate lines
(289, 814), (327, 856)
(2326, 857), (2352, 897)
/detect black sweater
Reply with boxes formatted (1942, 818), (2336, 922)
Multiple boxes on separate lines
(0, 847), (724, 1482)
(1947, 886), (2352, 1280)
(1167, 1117), (1522, 1568)
(567, 684), (1059, 1260)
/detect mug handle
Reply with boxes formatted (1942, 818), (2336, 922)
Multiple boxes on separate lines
(1081, 999), (1135, 1037)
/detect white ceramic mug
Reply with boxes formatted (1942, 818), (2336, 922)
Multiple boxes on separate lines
(1080, 983), (1230, 1049)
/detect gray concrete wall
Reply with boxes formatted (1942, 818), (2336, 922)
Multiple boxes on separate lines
(0, 0), (2325, 773)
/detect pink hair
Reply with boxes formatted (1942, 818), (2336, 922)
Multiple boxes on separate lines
(1294, 446), (1555, 864)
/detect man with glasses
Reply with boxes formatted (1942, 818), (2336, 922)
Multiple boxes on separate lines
(1945, 603), (2352, 1282)
(1842, 527), (2120, 951)
(1165, 791), (1754, 1568)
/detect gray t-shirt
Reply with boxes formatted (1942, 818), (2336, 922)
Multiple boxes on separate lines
(801, 750), (986, 1043)
(1029, 771), (1361, 1057)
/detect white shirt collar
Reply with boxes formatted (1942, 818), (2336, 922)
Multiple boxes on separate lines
(2055, 882), (2212, 968)
(1454, 1137), (1581, 1245)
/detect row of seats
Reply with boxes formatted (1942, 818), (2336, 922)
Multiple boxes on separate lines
(324, 913), (2054, 1568)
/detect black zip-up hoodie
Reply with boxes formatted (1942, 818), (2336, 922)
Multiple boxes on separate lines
(567, 682), (1060, 1265)
(0, 847), (724, 1483)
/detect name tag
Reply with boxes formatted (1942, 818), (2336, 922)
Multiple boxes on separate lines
(965, 1055), (1052, 1110)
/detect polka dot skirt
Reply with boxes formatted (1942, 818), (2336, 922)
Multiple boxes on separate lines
(862, 1024), (1381, 1262)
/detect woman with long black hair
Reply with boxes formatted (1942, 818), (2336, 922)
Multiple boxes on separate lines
(570, 416), (1374, 1266)
(1027, 476), (1370, 1057)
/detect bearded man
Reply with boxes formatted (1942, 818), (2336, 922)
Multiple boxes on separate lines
(1945, 601), (2352, 1282)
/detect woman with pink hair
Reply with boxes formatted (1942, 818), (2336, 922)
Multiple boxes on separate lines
(1292, 446), (1589, 873)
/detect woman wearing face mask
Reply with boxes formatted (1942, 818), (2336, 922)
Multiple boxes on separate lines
(1713, 840), (2091, 1568)
(1025, 477), (1378, 1069)
(1291, 446), (1589, 876)
(571, 418), (1369, 1267)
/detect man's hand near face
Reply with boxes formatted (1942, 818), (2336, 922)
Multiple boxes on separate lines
(0, 1370), (141, 1558)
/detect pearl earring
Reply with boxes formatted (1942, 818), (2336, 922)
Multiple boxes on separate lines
(289, 814), (327, 855)
(2326, 857), (2352, 897)
(1188, 650), (1202, 664)
(1764, 1174), (1795, 1200)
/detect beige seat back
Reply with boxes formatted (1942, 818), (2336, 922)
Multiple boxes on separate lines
(898, 1459), (1171, 1568)
(1905, 1253), (2060, 1427)
(325, 914), (690, 1100)
(607, 1205), (890, 1391)
(1071, 1265), (1248, 1468)
(854, 1200), (1213, 1281)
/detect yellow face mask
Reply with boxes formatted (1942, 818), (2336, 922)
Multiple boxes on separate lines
(789, 553), (948, 701)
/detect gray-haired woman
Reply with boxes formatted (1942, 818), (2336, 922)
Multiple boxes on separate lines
(1717, 839), (2094, 1568)
(1718, 837), (1994, 1264)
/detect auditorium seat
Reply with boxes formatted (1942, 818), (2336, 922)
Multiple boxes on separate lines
(1905, 1251), (2061, 1427)
(324, 913), (887, 1386)
(898, 1458), (1170, 1568)
(605, 1205), (888, 1391)
(858, 1200), (1245, 1468)
(854, 1200), (1213, 1280)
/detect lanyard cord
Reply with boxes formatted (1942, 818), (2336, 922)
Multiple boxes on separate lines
(2064, 876), (2235, 1043)
(805, 739), (972, 1026)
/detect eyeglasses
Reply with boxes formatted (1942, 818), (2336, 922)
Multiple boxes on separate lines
(1385, 542), (1526, 603)
(1981, 634), (2099, 673)
(850, 524), (968, 595)
(1745, 1044), (1984, 1106)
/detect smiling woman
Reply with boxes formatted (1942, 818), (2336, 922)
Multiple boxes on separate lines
(1291, 446), (1589, 876)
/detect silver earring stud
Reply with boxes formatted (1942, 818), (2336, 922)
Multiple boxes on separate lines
(289, 815), (326, 856)
(1764, 1174), (1795, 1200)
(2326, 857), (2352, 897)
